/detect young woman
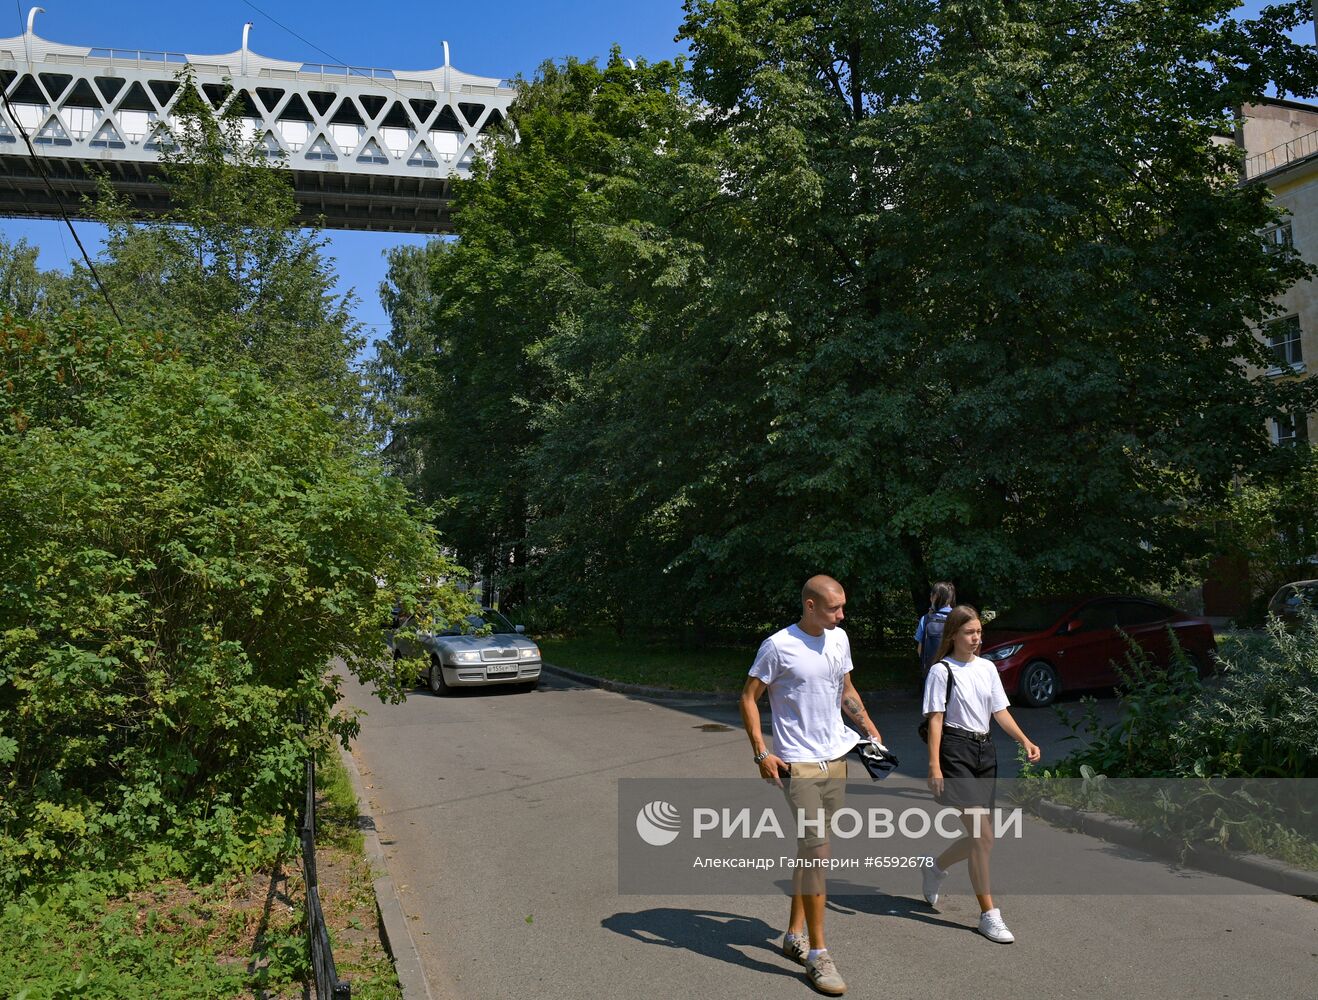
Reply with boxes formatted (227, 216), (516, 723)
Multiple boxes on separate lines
(920, 604), (1040, 943)
(914, 581), (957, 682)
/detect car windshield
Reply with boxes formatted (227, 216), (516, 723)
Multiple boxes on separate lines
(987, 598), (1078, 632)
(438, 610), (519, 636)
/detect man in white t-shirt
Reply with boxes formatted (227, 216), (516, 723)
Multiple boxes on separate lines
(739, 575), (882, 998)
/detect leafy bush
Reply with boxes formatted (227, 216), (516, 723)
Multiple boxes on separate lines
(0, 314), (470, 895)
(1216, 449), (1318, 626)
(1171, 617), (1318, 778)
(1048, 616), (1318, 779)
(0, 868), (307, 999)
(1048, 637), (1208, 778)
(1017, 618), (1318, 863)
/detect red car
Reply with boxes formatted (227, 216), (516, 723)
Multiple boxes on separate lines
(980, 595), (1217, 707)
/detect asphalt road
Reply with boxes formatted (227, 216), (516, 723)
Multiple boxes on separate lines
(341, 669), (1316, 1000)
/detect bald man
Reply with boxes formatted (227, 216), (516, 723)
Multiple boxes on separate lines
(740, 575), (882, 997)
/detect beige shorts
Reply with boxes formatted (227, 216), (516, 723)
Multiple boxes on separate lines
(782, 758), (847, 849)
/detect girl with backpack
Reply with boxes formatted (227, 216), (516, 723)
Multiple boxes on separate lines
(915, 581), (957, 683)
(920, 604), (1041, 943)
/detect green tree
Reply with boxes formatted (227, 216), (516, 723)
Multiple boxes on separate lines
(375, 2), (1318, 634)
(0, 236), (72, 318)
(373, 54), (696, 613)
(81, 71), (363, 411)
(372, 240), (447, 486)
(0, 313), (468, 894)
(669, 0), (1318, 615)
(1217, 444), (1318, 619)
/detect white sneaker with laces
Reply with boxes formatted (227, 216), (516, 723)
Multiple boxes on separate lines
(922, 864), (949, 907)
(805, 951), (847, 995)
(978, 908), (1015, 943)
(782, 932), (808, 964)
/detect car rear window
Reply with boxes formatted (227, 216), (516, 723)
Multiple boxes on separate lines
(989, 598), (1078, 632)
(1113, 601), (1172, 626)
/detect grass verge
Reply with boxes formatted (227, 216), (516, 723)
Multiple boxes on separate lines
(0, 749), (400, 1000)
(1016, 773), (1318, 872)
(539, 629), (916, 693)
(306, 748), (403, 1000)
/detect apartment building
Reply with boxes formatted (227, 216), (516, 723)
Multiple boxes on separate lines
(1198, 100), (1317, 618)
(1238, 97), (1318, 446)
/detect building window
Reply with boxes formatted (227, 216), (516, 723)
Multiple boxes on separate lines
(1262, 223), (1293, 252)
(1265, 316), (1304, 370)
(1273, 411), (1311, 446)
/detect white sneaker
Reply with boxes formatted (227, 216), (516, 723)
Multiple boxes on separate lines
(804, 951), (847, 995)
(781, 932), (808, 964)
(978, 908), (1015, 943)
(922, 864), (949, 907)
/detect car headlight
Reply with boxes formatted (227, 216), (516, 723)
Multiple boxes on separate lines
(982, 644), (1022, 662)
(452, 650), (481, 663)
(520, 646), (540, 659)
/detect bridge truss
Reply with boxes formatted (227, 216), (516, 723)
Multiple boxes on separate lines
(0, 16), (515, 233)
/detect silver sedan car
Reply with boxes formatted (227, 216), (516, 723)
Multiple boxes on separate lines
(390, 608), (542, 694)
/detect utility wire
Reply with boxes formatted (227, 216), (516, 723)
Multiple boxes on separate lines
(5, 6), (123, 323)
(0, 92), (122, 323)
(14, 0), (28, 66)
(239, 0), (401, 91)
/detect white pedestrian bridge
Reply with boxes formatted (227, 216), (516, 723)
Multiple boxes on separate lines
(0, 15), (514, 232)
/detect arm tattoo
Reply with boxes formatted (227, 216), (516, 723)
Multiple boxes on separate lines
(842, 695), (867, 721)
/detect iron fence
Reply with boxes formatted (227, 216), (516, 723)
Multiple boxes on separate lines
(301, 750), (352, 999)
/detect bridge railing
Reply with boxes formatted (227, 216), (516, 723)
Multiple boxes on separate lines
(44, 48), (189, 69)
(33, 48), (512, 96)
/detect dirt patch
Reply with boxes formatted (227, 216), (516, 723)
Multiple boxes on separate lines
(98, 787), (399, 999)
(310, 833), (400, 995)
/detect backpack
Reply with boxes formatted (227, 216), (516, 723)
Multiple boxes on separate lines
(917, 660), (956, 743)
(919, 609), (948, 675)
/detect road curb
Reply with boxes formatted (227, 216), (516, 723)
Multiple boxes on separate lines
(541, 661), (919, 707)
(1029, 797), (1318, 897)
(338, 743), (435, 1000)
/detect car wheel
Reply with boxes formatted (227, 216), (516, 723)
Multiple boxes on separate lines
(1018, 660), (1059, 707)
(1185, 650), (1216, 679)
(428, 657), (451, 696)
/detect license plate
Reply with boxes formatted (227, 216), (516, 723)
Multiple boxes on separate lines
(487, 665), (518, 677)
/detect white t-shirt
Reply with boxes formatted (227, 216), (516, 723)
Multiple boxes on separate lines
(749, 624), (855, 763)
(922, 655), (1009, 734)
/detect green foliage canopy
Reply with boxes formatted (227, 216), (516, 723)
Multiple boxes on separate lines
(77, 72), (364, 411)
(372, 3), (1318, 631)
(0, 314), (466, 894)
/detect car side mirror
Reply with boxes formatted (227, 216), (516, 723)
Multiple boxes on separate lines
(515, 624), (525, 634)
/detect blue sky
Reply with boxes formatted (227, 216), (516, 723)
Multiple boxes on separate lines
(0, 2), (1308, 355)
(0, 0), (690, 349)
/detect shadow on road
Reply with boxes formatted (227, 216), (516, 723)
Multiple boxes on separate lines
(824, 885), (976, 934)
(601, 908), (800, 979)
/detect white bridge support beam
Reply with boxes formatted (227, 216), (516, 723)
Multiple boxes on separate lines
(0, 20), (514, 233)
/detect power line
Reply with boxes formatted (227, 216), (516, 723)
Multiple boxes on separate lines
(239, 0), (394, 87)
(0, 92), (122, 323)
(14, 1), (28, 66)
